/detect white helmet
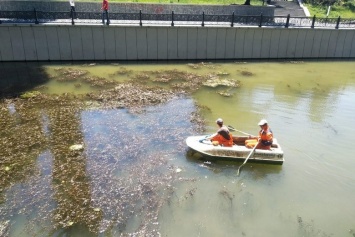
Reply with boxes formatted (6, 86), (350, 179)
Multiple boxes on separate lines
(258, 119), (268, 126)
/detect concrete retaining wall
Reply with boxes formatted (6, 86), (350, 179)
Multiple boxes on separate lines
(0, 25), (354, 62)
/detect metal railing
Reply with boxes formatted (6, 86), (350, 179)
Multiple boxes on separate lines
(1, 9), (354, 29)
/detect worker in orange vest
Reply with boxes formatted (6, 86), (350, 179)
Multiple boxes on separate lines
(210, 118), (233, 147)
(245, 119), (273, 150)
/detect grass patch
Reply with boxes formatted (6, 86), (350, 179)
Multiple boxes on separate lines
(305, 3), (355, 18)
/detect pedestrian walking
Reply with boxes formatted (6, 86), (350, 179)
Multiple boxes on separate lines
(69, 0), (76, 19)
(102, 0), (110, 25)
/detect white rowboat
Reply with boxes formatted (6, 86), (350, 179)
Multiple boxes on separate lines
(186, 135), (284, 164)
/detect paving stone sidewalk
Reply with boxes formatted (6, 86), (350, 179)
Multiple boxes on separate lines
(269, 0), (307, 17)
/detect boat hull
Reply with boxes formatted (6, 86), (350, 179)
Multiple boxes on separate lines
(186, 135), (284, 164)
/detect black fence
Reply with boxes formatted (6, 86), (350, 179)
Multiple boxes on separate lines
(1, 9), (355, 29)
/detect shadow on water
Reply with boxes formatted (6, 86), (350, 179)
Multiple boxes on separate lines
(0, 62), (50, 98)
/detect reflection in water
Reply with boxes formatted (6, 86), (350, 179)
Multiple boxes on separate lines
(0, 61), (355, 236)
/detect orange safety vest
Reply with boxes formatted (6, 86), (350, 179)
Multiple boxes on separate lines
(259, 128), (273, 146)
(245, 127), (273, 149)
(211, 133), (233, 147)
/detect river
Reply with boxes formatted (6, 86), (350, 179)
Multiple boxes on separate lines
(0, 60), (354, 236)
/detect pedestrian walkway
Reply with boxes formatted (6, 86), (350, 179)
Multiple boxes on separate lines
(2, 1), (354, 29)
(269, 0), (307, 17)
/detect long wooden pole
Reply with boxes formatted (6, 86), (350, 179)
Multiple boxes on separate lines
(236, 141), (258, 176)
(227, 125), (254, 137)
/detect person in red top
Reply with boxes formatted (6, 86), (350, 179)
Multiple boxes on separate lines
(210, 118), (233, 147)
(245, 119), (273, 150)
(101, 0), (110, 25)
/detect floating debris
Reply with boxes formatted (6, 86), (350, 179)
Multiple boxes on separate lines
(239, 70), (254, 77)
(111, 67), (133, 76)
(203, 78), (240, 88)
(200, 62), (221, 69)
(219, 188), (234, 202)
(81, 76), (118, 88)
(86, 83), (185, 109)
(187, 63), (201, 69)
(20, 91), (41, 99)
(187, 62), (220, 69)
(0, 220), (10, 236)
(133, 73), (150, 81)
(288, 61), (304, 64)
(55, 68), (89, 81)
(69, 144), (84, 151)
(34, 85), (49, 91)
(0, 62), (232, 236)
(217, 91), (232, 97)
(216, 71), (230, 76)
(152, 73), (173, 83)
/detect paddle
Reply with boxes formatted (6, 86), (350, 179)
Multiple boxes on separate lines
(236, 139), (259, 176)
(227, 125), (254, 137)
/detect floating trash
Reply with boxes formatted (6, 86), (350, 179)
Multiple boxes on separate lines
(20, 91), (41, 99)
(0, 220), (10, 236)
(69, 144), (84, 151)
(217, 91), (232, 97)
(0, 62), (223, 236)
(203, 78), (240, 88)
(217, 71), (230, 76)
(239, 70), (254, 77)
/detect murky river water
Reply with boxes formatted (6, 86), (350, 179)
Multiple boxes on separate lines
(0, 61), (355, 236)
